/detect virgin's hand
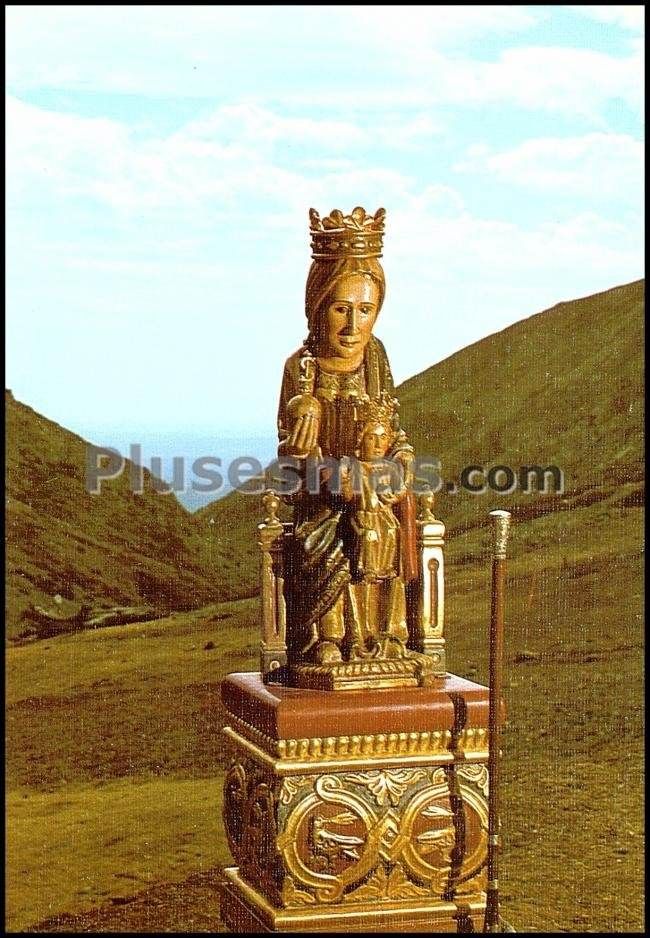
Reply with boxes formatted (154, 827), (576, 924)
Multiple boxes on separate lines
(287, 413), (319, 456)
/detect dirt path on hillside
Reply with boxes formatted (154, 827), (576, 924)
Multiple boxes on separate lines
(25, 870), (229, 933)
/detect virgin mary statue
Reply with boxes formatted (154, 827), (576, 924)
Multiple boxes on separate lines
(275, 207), (434, 689)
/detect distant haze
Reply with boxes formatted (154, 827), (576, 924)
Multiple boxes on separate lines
(81, 430), (278, 511)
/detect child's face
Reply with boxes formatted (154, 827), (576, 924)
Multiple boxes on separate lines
(360, 422), (390, 459)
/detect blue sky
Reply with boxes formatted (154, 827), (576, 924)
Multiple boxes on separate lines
(6, 5), (644, 440)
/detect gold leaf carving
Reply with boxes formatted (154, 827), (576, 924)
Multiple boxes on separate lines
(347, 768), (427, 806)
(458, 764), (489, 796)
(431, 767), (447, 786)
(277, 774), (378, 904)
(344, 862), (429, 902)
(279, 775), (312, 805)
(282, 877), (316, 907)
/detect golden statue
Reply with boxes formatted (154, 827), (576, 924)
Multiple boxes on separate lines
(218, 207), (513, 934)
(272, 206), (438, 688)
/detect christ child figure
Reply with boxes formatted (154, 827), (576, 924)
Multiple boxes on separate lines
(340, 393), (411, 657)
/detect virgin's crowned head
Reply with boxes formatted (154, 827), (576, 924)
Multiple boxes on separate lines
(305, 208), (386, 359)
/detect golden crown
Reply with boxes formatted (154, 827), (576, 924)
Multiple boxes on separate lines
(309, 206), (385, 260)
(356, 391), (398, 443)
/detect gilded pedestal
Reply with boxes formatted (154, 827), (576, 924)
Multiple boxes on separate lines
(219, 672), (493, 933)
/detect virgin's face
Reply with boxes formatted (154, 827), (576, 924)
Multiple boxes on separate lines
(320, 274), (379, 360)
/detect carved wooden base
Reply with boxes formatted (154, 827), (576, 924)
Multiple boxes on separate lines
(219, 672), (495, 934)
(220, 867), (486, 932)
(288, 654), (437, 691)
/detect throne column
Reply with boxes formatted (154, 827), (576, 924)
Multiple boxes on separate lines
(409, 491), (446, 676)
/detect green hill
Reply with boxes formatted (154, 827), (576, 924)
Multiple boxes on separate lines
(5, 393), (251, 638)
(399, 277), (644, 529)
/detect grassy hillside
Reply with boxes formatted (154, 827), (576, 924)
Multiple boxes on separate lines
(5, 393), (254, 639)
(398, 278), (644, 531)
(6, 502), (643, 932)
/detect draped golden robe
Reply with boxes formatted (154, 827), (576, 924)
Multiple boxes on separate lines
(277, 336), (414, 662)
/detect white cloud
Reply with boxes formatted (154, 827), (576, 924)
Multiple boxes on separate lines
(454, 133), (643, 202)
(570, 5), (644, 33)
(6, 96), (287, 212)
(376, 114), (444, 150)
(440, 45), (642, 118)
(7, 96), (434, 217)
(8, 95), (642, 270)
(279, 41), (642, 122)
(6, 96), (130, 198)
(344, 5), (539, 55)
(388, 200), (640, 275)
(12, 88), (639, 238)
(6, 6), (641, 123)
(182, 104), (368, 151)
(5, 5), (539, 97)
(181, 104), (444, 158)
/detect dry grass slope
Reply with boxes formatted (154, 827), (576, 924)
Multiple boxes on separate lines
(5, 394), (255, 638)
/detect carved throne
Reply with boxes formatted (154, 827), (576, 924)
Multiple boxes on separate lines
(257, 489), (447, 683)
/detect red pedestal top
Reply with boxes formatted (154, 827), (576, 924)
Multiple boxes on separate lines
(221, 671), (491, 741)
